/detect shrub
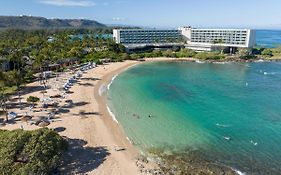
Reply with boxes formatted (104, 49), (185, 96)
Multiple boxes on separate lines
(27, 96), (40, 105)
(130, 53), (139, 60)
(176, 49), (196, 58)
(195, 52), (225, 60)
(0, 128), (68, 174)
(121, 53), (131, 60)
(163, 49), (176, 58)
(261, 49), (273, 57)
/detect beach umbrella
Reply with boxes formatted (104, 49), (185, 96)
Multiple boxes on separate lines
(38, 120), (50, 127)
(21, 115), (32, 122)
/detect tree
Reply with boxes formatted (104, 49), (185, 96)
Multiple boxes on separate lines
(121, 53), (131, 60)
(130, 53), (139, 60)
(238, 48), (256, 59)
(195, 52), (225, 60)
(163, 49), (175, 58)
(0, 128), (68, 174)
(0, 72), (8, 121)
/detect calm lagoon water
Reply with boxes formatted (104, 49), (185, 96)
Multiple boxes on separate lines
(108, 61), (281, 174)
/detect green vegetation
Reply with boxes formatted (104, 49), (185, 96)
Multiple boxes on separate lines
(195, 52), (225, 60)
(0, 128), (68, 175)
(251, 46), (281, 59)
(0, 29), (123, 93)
(269, 46), (281, 58)
(238, 48), (257, 59)
(128, 48), (224, 60)
(176, 48), (197, 58)
(26, 96), (40, 105)
(261, 48), (273, 57)
(0, 16), (107, 29)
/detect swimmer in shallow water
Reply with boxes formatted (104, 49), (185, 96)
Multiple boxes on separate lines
(133, 114), (140, 119)
(223, 136), (231, 140)
(250, 140), (258, 146)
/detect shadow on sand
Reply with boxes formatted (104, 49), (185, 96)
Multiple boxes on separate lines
(60, 138), (110, 174)
(77, 82), (94, 87)
(80, 77), (101, 81)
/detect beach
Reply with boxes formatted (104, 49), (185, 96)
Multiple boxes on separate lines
(2, 57), (279, 175)
(1, 60), (142, 175)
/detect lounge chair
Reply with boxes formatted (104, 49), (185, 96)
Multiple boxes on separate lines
(8, 112), (17, 120)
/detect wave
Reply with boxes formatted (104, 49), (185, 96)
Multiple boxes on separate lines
(126, 137), (134, 144)
(263, 71), (278, 75)
(107, 74), (118, 90)
(195, 60), (205, 64)
(232, 168), (246, 175)
(213, 61), (229, 64)
(216, 123), (229, 128)
(255, 59), (265, 63)
(106, 105), (119, 124)
(107, 64), (138, 91)
(99, 84), (107, 96)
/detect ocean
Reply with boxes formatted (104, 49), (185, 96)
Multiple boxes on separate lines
(107, 61), (281, 174)
(256, 30), (281, 48)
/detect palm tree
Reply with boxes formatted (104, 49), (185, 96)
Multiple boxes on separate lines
(0, 72), (8, 121)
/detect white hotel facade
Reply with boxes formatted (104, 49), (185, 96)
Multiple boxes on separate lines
(113, 26), (256, 52)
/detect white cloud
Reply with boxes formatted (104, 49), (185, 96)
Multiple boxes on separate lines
(112, 17), (126, 21)
(39, 0), (96, 7)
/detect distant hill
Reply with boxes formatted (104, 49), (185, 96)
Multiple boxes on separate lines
(0, 16), (107, 29)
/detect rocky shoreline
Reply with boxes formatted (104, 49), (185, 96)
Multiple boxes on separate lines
(135, 148), (239, 175)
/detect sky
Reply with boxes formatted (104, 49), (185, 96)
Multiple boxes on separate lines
(0, 0), (281, 29)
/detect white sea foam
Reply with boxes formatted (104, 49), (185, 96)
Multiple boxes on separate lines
(255, 59), (265, 63)
(106, 105), (119, 124)
(232, 168), (246, 175)
(216, 123), (229, 128)
(213, 61), (229, 64)
(195, 60), (205, 64)
(99, 84), (107, 96)
(107, 74), (118, 90)
(263, 72), (277, 75)
(126, 137), (133, 144)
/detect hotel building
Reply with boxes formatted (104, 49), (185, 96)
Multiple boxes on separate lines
(113, 29), (182, 52)
(113, 27), (256, 52)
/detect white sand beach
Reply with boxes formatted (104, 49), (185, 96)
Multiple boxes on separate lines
(1, 60), (141, 175)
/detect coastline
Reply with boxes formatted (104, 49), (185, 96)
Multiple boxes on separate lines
(93, 60), (141, 158)
(1, 57), (279, 174)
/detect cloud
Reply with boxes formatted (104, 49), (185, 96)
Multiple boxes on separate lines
(39, 0), (96, 7)
(112, 17), (127, 21)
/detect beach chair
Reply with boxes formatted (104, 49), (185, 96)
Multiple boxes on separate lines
(8, 112), (17, 120)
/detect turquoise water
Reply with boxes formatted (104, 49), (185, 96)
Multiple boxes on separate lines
(107, 61), (281, 174)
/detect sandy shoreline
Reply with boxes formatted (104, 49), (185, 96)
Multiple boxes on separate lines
(1, 60), (142, 174)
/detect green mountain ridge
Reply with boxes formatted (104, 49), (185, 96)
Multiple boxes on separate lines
(0, 16), (107, 29)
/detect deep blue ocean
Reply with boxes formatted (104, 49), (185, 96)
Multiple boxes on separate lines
(256, 30), (281, 48)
